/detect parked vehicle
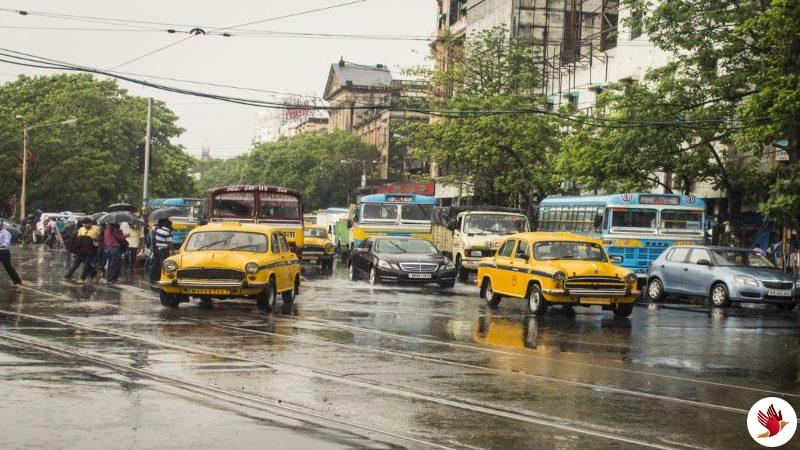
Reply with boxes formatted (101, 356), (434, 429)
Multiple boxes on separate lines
(206, 185), (304, 254)
(432, 206), (529, 283)
(0, 218), (21, 243)
(158, 222), (301, 310)
(477, 232), (640, 317)
(647, 245), (799, 309)
(300, 224), (335, 270)
(348, 194), (435, 250)
(161, 198), (205, 247)
(348, 237), (457, 287)
(36, 212), (85, 242)
(538, 193), (706, 289)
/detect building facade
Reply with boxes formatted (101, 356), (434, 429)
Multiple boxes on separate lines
(293, 117), (329, 135)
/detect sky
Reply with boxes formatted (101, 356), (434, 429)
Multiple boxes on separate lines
(0, 0), (436, 158)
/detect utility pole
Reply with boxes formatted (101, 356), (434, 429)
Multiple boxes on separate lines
(20, 128), (29, 220)
(142, 97), (153, 212)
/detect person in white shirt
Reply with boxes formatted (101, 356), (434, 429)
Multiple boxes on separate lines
(0, 221), (21, 288)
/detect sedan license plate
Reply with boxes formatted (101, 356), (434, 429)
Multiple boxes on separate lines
(408, 273), (432, 279)
(768, 289), (793, 297)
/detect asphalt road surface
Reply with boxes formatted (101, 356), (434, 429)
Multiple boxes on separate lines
(1, 247), (799, 449)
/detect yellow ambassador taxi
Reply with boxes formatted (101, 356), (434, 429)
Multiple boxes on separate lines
(299, 224), (335, 271)
(477, 232), (639, 317)
(159, 222), (301, 310)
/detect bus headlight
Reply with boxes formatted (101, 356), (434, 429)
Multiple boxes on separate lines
(625, 273), (638, 285)
(245, 262), (260, 274)
(162, 260), (178, 273)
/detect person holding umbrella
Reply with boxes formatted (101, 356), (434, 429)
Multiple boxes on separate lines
(65, 218), (99, 284)
(150, 218), (174, 283)
(0, 220), (22, 288)
(103, 223), (127, 284)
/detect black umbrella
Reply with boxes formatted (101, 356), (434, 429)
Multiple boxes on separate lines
(108, 202), (137, 213)
(149, 207), (185, 223)
(97, 211), (137, 225)
(90, 212), (107, 222)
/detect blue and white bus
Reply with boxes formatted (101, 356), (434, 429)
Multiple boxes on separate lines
(349, 194), (437, 249)
(538, 193), (707, 284)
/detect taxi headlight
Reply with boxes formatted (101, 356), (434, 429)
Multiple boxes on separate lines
(162, 260), (178, 273)
(625, 273), (638, 285)
(553, 271), (566, 282)
(245, 262), (260, 274)
(734, 275), (759, 287)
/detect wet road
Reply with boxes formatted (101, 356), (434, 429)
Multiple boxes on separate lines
(1, 247), (799, 449)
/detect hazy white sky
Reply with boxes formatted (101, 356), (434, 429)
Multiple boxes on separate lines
(0, 0), (435, 157)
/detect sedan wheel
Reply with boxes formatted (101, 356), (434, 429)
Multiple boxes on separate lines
(648, 278), (664, 303)
(710, 283), (731, 307)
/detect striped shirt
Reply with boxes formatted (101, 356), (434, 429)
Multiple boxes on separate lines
(153, 226), (172, 249)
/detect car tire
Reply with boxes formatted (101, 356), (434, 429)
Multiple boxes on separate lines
(527, 284), (547, 315)
(283, 276), (299, 304)
(199, 296), (214, 309)
(456, 256), (469, 283)
(710, 283), (731, 308)
(369, 266), (380, 285)
(257, 280), (277, 311)
(348, 263), (357, 281)
(647, 278), (665, 303)
(159, 291), (180, 308)
(777, 303), (797, 312)
(613, 302), (634, 318)
(482, 278), (502, 309)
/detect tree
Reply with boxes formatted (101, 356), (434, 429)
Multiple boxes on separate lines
(197, 131), (378, 210)
(0, 73), (195, 216)
(400, 27), (562, 211)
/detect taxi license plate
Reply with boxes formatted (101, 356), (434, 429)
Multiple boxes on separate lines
(580, 297), (610, 304)
(185, 288), (229, 295)
(408, 273), (432, 279)
(768, 290), (793, 297)
(285, 232), (295, 239)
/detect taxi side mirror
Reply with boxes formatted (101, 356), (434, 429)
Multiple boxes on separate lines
(610, 255), (623, 264)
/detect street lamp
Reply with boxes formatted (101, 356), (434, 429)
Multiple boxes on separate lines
(16, 117), (78, 220)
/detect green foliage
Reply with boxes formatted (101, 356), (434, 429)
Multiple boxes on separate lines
(401, 27), (562, 208)
(761, 164), (800, 228)
(197, 131), (378, 210)
(0, 73), (196, 216)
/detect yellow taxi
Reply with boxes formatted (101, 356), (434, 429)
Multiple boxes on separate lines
(159, 222), (301, 310)
(299, 224), (335, 271)
(476, 232), (639, 317)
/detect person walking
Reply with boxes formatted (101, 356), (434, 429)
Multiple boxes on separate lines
(104, 223), (127, 284)
(54, 217), (67, 248)
(65, 218), (99, 284)
(121, 221), (142, 273)
(149, 219), (173, 283)
(0, 221), (22, 289)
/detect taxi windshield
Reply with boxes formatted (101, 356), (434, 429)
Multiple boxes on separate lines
(304, 228), (328, 238)
(185, 231), (267, 252)
(534, 241), (607, 261)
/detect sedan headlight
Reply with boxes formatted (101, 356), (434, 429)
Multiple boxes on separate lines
(553, 271), (566, 282)
(162, 260), (178, 273)
(625, 273), (638, 285)
(443, 261), (455, 270)
(245, 262), (260, 274)
(377, 259), (393, 269)
(734, 275), (759, 287)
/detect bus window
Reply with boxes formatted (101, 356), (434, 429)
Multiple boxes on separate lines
(611, 208), (657, 228)
(362, 204), (399, 222)
(259, 193), (300, 221)
(660, 210), (703, 230)
(400, 204), (434, 222)
(212, 192), (255, 218)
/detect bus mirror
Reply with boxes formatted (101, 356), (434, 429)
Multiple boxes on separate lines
(610, 255), (623, 264)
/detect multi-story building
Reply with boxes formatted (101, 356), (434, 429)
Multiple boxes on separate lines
(293, 117), (329, 135)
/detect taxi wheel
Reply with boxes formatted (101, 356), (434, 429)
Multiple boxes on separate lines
(527, 284), (547, 315)
(369, 267), (380, 285)
(613, 302), (634, 318)
(256, 281), (277, 311)
(282, 276), (299, 304)
(159, 291), (180, 308)
(482, 279), (502, 309)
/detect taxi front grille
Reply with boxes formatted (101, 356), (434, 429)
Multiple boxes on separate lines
(177, 268), (244, 280)
(566, 277), (627, 295)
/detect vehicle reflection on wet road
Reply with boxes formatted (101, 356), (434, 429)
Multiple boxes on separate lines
(1, 247), (799, 449)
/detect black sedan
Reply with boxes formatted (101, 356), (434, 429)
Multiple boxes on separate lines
(348, 237), (457, 288)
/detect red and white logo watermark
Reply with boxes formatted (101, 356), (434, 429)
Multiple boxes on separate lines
(747, 397), (797, 447)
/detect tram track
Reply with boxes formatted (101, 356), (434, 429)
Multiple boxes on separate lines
(0, 308), (679, 449)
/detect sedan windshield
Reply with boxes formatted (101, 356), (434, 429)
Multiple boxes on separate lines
(711, 249), (775, 268)
(185, 231), (268, 252)
(534, 241), (607, 261)
(464, 214), (528, 235)
(375, 239), (438, 255)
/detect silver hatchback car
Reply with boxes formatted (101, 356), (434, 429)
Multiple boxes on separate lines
(647, 245), (798, 309)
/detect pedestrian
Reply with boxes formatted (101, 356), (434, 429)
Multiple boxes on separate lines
(150, 218), (173, 283)
(54, 217), (67, 248)
(94, 222), (108, 281)
(0, 221), (22, 289)
(103, 223), (127, 284)
(43, 220), (56, 249)
(121, 221), (142, 273)
(64, 218), (99, 284)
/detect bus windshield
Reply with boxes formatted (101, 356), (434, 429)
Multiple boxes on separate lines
(212, 192), (255, 219)
(259, 193), (301, 221)
(400, 204), (434, 222)
(660, 209), (703, 231)
(611, 208), (657, 229)
(534, 241), (607, 262)
(464, 214), (528, 235)
(362, 204), (398, 222)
